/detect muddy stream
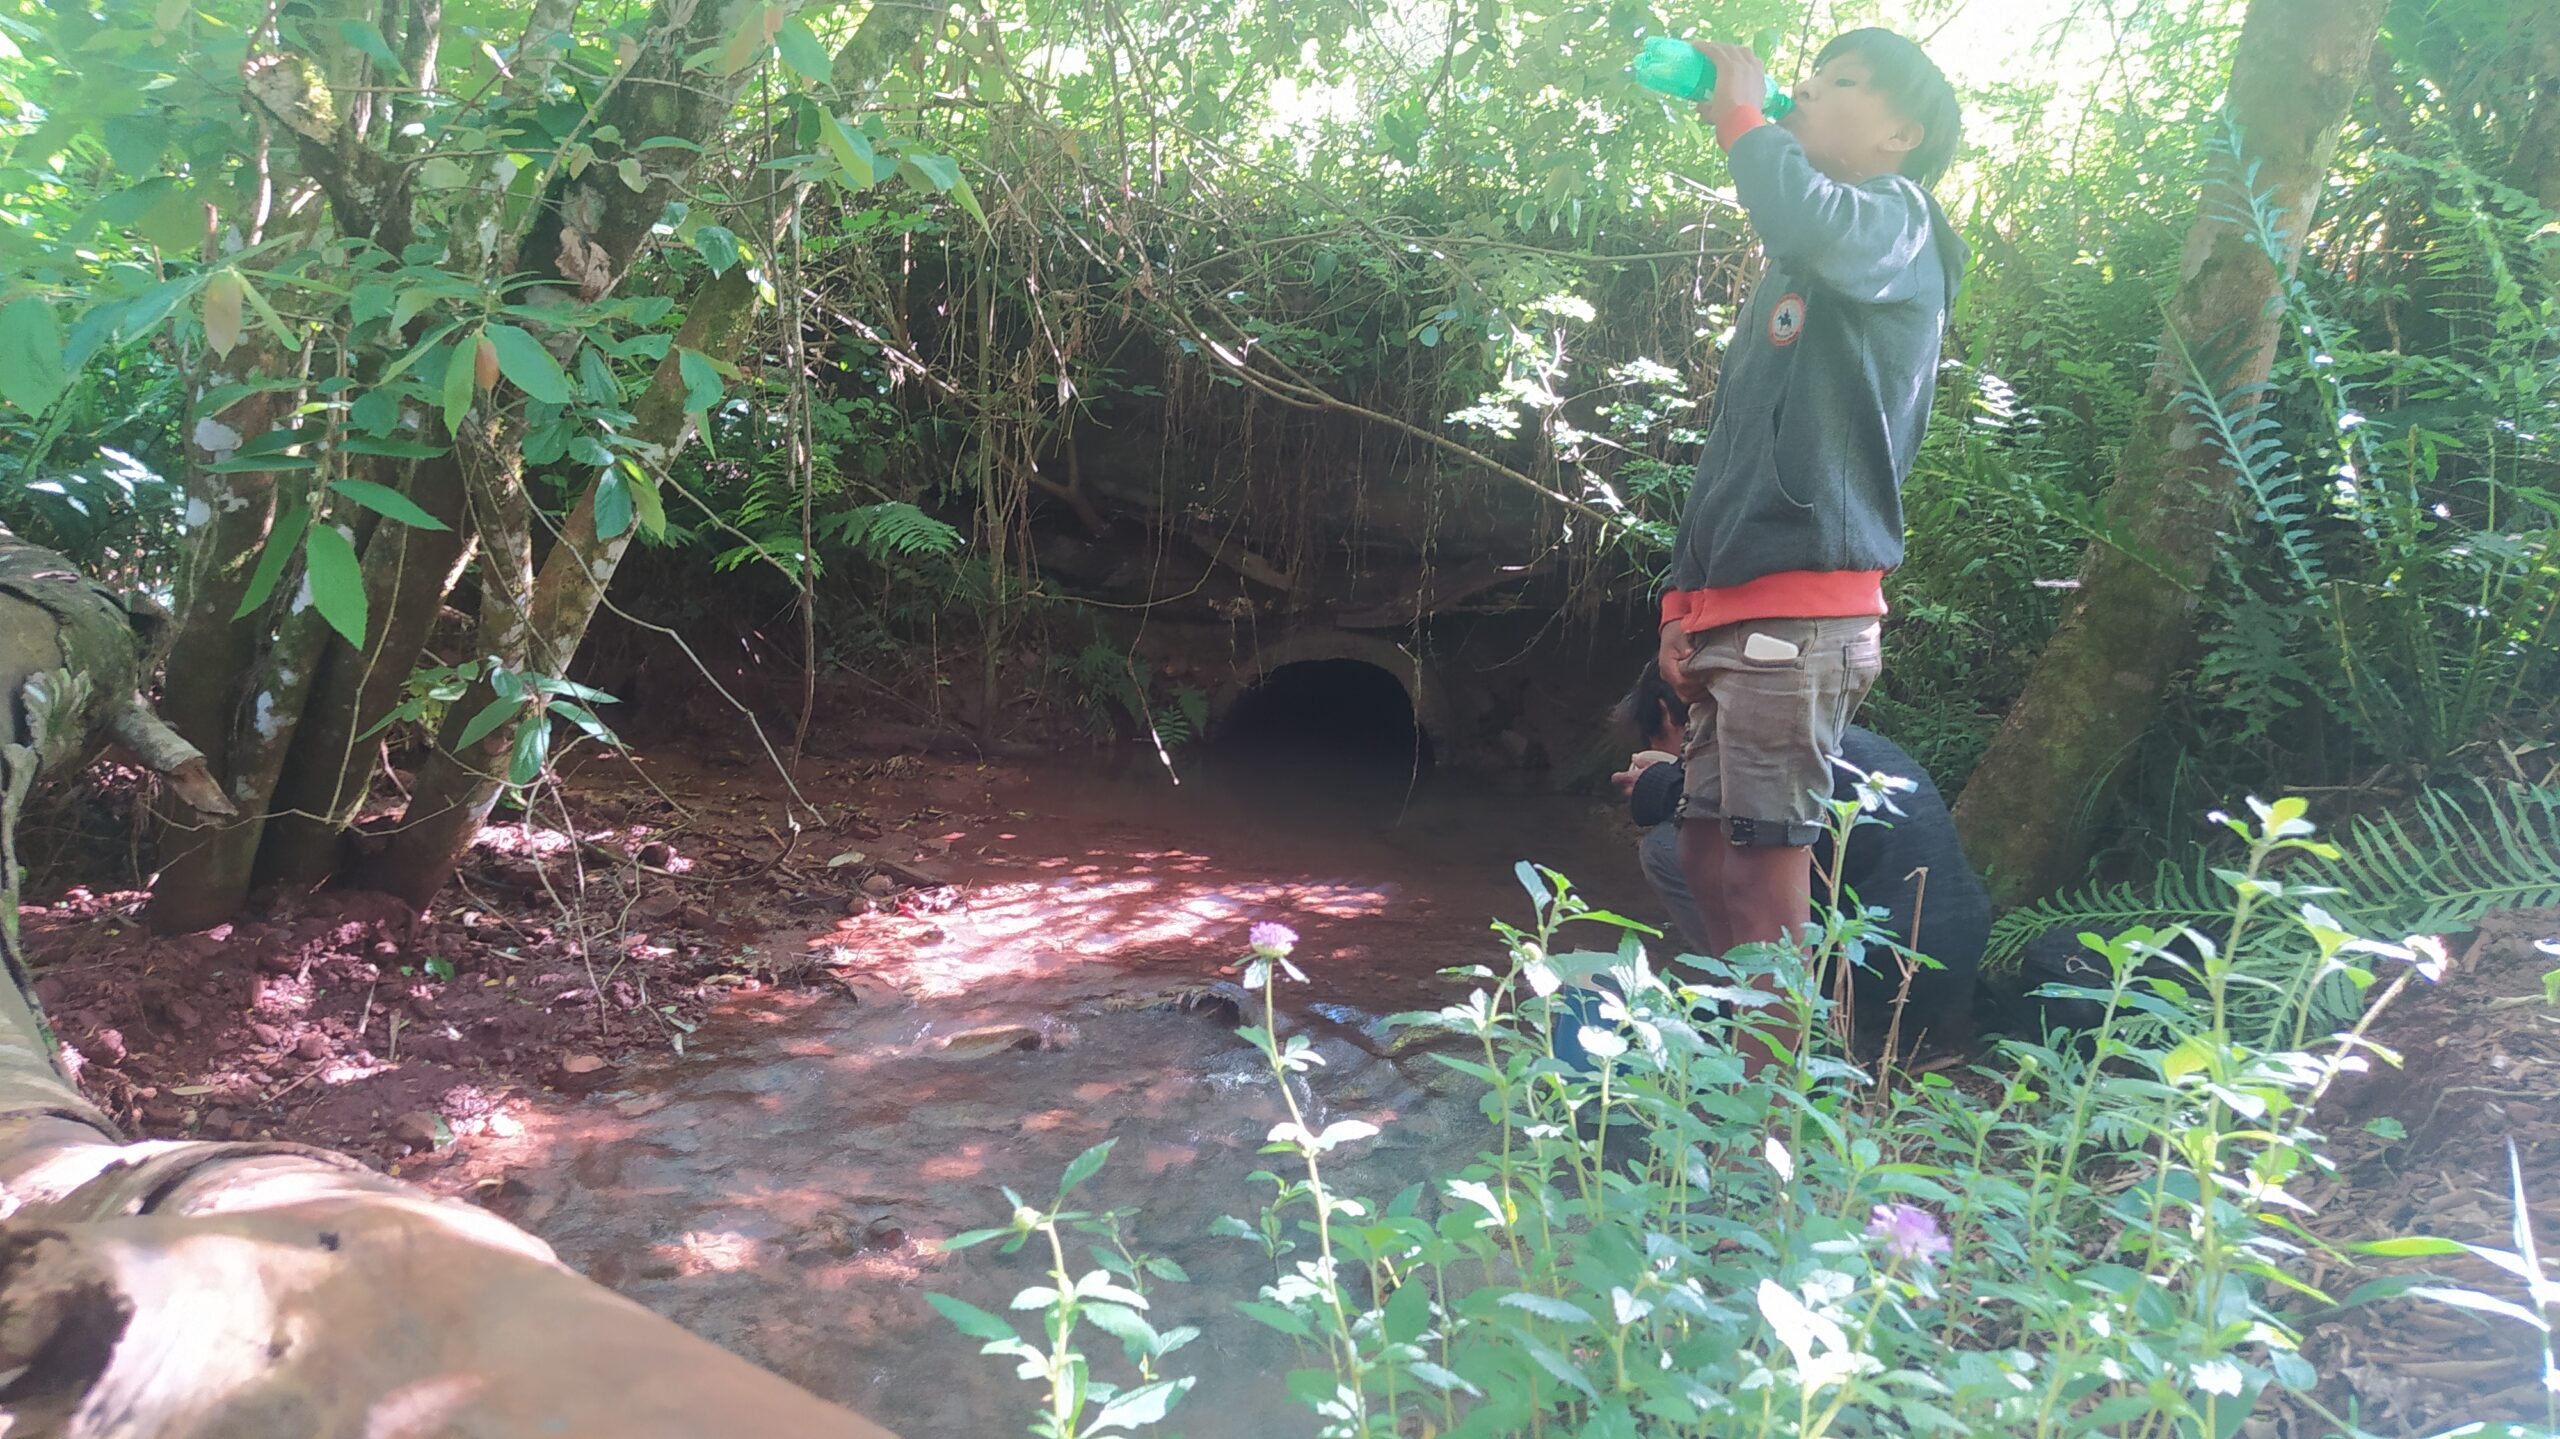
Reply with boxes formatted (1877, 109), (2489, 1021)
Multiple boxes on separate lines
(450, 762), (1650, 1436)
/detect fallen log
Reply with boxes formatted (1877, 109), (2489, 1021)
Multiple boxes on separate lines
(0, 525), (895, 1439)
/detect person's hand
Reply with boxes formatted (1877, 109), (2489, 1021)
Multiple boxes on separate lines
(1612, 750), (1674, 799)
(1691, 41), (1767, 127)
(1658, 619), (1704, 704)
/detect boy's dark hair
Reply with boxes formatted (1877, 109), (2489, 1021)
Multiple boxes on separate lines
(1616, 662), (1688, 745)
(1814, 28), (1961, 189)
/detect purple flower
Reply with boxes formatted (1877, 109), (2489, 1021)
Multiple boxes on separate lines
(1249, 922), (1300, 958)
(1866, 1203), (1950, 1265)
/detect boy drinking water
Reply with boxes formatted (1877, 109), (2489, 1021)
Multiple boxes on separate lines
(1655, 30), (1965, 1073)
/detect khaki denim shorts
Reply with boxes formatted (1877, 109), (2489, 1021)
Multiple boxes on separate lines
(1677, 616), (1883, 847)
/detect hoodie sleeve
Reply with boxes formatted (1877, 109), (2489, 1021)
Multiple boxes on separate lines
(1723, 121), (1938, 304)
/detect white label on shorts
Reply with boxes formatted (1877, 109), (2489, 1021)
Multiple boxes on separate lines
(1743, 631), (1801, 662)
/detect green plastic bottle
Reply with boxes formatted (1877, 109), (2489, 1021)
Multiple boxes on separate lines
(1631, 35), (1793, 116)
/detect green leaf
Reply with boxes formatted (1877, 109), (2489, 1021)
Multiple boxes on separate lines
(1090, 1377), (1192, 1432)
(947, 175), (989, 230)
(102, 114), (167, 174)
(302, 522), (369, 648)
(821, 112), (877, 189)
(232, 502), (311, 619)
(423, 956), (456, 981)
(330, 17), (405, 76)
(1498, 1292), (1593, 1325)
(924, 1292), (1018, 1344)
(340, 436), (448, 460)
(331, 478), (451, 531)
(504, 716), (549, 786)
(624, 464), (667, 539)
(2159, 1035), (2214, 1084)
(692, 224), (743, 277)
(677, 347), (725, 413)
(236, 272), (301, 352)
(0, 297), (68, 415)
(715, 1), (779, 74)
(1234, 1300), (1312, 1337)
(1382, 1280), (1431, 1344)
(899, 150), (960, 193)
(576, 345), (621, 405)
(592, 471), (634, 541)
(442, 335), (478, 434)
(547, 700), (620, 747)
(776, 18), (832, 85)
(1517, 1334), (1599, 1398)
(204, 454), (319, 474)
(484, 324), (571, 404)
(2348, 1235), (2469, 1258)
(1059, 1138), (1114, 1197)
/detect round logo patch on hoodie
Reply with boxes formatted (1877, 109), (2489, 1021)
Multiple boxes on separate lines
(1769, 293), (1807, 347)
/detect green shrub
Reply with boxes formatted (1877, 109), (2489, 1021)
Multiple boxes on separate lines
(936, 789), (2486, 1436)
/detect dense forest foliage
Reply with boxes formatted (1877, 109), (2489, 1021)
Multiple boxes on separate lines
(0, 0), (2552, 924)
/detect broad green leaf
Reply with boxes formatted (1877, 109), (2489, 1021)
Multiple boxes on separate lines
(1090, 1377), (1192, 1433)
(340, 436), (448, 459)
(821, 112), (877, 189)
(302, 522), (369, 648)
(947, 175), (988, 230)
(484, 323), (571, 403)
(103, 115), (167, 174)
(776, 18), (831, 85)
(505, 709), (550, 786)
(1234, 1301), (1312, 1336)
(677, 347), (724, 412)
(899, 150), (960, 193)
(576, 345), (620, 404)
(442, 335), (478, 434)
(693, 224), (743, 277)
(232, 502), (311, 619)
(331, 478), (451, 531)
(592, 470), (634, 540)
(453, 697), (523, 751)
(2159, 1035), (2214, 1084)
(624, 464), (667, 539)
(0, 297), (67, 415)
(330, 17), (405, 76)
(924, 1292), (1018, 1344)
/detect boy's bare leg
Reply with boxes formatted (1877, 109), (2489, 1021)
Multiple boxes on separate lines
(1680, 822), (1811, 1077)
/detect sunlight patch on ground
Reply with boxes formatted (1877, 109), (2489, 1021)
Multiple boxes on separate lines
(813, 864), (1399, 997)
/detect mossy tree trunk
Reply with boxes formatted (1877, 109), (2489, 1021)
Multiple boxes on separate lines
(1950, 0), (2389, 906)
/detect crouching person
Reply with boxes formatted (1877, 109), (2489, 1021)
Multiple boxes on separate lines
(1614, 665), (1987, 1060)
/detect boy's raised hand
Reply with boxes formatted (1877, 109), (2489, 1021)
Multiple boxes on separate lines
(1690, 40), (1769, 125)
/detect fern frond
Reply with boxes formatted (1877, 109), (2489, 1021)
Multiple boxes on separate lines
(2169, 325), (2329, 598)
(825, 501), (963, 561)
(1990, 781), (2560, 968)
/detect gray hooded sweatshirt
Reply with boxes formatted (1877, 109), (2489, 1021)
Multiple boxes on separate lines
(1664, 123), (1969, 594)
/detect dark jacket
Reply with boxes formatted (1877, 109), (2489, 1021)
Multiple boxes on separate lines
(1665, 125), (1969, 592)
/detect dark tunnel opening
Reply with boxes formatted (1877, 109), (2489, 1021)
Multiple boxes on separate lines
(1207, 659), (1436, 813)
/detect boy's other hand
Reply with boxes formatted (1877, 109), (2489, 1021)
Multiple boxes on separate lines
(1612, 749), (1677, 799)
(1691, 41), (1768, 127)
(1659, 619), (1704, 703)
